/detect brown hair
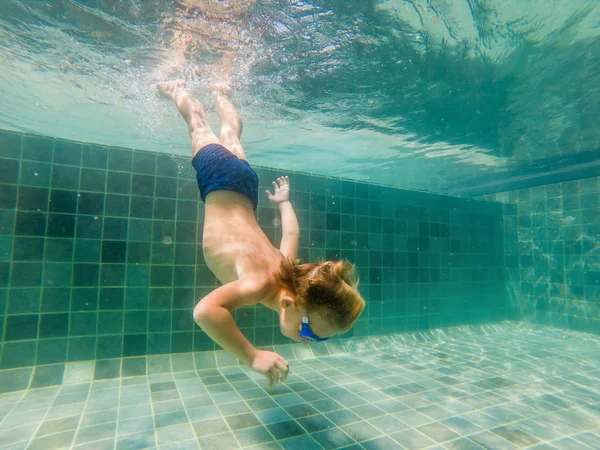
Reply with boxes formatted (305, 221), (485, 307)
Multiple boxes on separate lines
(275, 258), (365, 333)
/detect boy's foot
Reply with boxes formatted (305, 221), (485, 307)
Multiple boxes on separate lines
(155, 80), (186, 100)
(211, 80), (233, 100)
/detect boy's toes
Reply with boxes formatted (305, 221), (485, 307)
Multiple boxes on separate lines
(211, 80), (232, 97)
(154, 80), (185, 98)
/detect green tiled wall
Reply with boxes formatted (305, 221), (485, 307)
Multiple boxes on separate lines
(483, 177), (600, 334)
(0, 129), (506, 369)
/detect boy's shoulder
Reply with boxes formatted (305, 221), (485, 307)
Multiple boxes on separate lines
(237, 275), (280, 311)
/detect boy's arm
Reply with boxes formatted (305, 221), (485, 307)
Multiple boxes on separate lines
(278, 200), (300, 260)
(194, 279), (289, 386)
(266, 176), (300, 260)
(193, 280), (264, 364)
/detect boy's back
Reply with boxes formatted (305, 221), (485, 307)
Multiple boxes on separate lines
(202, 190), (283, 287)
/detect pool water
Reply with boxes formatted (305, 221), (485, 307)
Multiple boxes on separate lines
(1, 1), (600, 449)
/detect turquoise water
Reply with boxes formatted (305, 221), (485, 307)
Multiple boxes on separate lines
(0, 1), (599, 449)
(0, 0), (599, 191)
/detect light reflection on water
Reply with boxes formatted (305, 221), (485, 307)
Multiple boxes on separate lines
(0, 0), (598, 192)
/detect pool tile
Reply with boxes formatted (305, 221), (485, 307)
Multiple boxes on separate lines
(191, 417), (229, 438)
(393, 409), (432, 427)
(362, 436), (404, 450)
(234, 425), (274, 446)
(186, 405), (220, 422)
(218, 401), (251, 416)
(182, 395), (213, 409)
(27, 430), (75, 450)
(440, 416), (483, 436)
(368, 415), (408, 434)
(1, 409), (46, 430)
(118, 416), (155, 436)
(312, 428), (355, 448)
(155, 423), (195, 445)
(35, 415), (80, 437)
(390, 428), (436, 450)
(255, 407), (292, 425)
(444, 437), (485, 449)
(197, 431), (240, 449)
(48, 402), (85, 419)
(512, 419), (562, 441)
(573, 432), (600, 448)
(373, 399), (409, 414)
(72, 438), (115, 450)
(297, 390), (322, 402)
(469, 431), (517, 449)
(325, 409), (362, 426)
(0, 424), (38, 446)
(159, 439), (199, 450)
(552, 437), (590, 449)
(350, 403), (386, 420)
(0, 441), (27, 450)
(279, 434), (321, 450)
(284, 403), (318, 419)
(81, 409), (118, 427)
(483, 406), (525, 424)
(74, 422), (117, 445)
(417, 404), (454, 420)
(153, 398), (185, 414)
(341, 421), (382, 442)
(461, 410), (504, 429)
(119, 403), (152, 420)
(266, 420), (305, 440)
(274, 393), (305, 408)
(225, 412), (262, 430)
(297, 414), (335, 433)
(212, 391), (242, 404)
(417, 422), (461, 443)
(247, 397), (278, 411)
(154, 410), (188, 428)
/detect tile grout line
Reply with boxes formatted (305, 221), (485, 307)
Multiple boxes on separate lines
(144, 372), (160, 450)
(25, 385), (66, 450)
(69, 379), (113, 449)
(170, 366), (204, 449)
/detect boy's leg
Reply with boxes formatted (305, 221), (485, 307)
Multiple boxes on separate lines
(156, 80), (220, 157)
(211, 82), (247, 161)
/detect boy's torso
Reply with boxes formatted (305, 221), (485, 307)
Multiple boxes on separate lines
(201, 191), (282, 310)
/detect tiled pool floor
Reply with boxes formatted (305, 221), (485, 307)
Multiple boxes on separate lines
(1, 323), (600, 449)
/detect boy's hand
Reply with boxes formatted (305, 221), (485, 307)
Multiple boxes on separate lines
(266, 176), (290, 205)
(250, 350), (289, 387)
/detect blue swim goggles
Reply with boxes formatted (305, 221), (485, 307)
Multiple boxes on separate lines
(299, 309), (329, 342)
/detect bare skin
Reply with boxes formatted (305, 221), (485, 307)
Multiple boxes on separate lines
(155, 80), (335, 387)
(156, 80), (276, 284)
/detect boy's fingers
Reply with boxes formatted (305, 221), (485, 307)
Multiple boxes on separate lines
(276, 361), (288, 382)
(269, 368), (280, 387)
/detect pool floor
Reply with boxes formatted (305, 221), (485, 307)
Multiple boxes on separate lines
(1, 323), (600, 449)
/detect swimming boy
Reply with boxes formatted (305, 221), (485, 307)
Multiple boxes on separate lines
(156, 80), (365, 387)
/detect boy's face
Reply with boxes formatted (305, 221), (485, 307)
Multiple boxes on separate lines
(279, 299), (335, 344)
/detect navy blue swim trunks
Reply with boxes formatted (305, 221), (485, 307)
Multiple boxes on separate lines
(191, 144), (259, 210)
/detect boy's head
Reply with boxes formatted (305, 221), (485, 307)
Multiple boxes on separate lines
(276, 259), (365, 343)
